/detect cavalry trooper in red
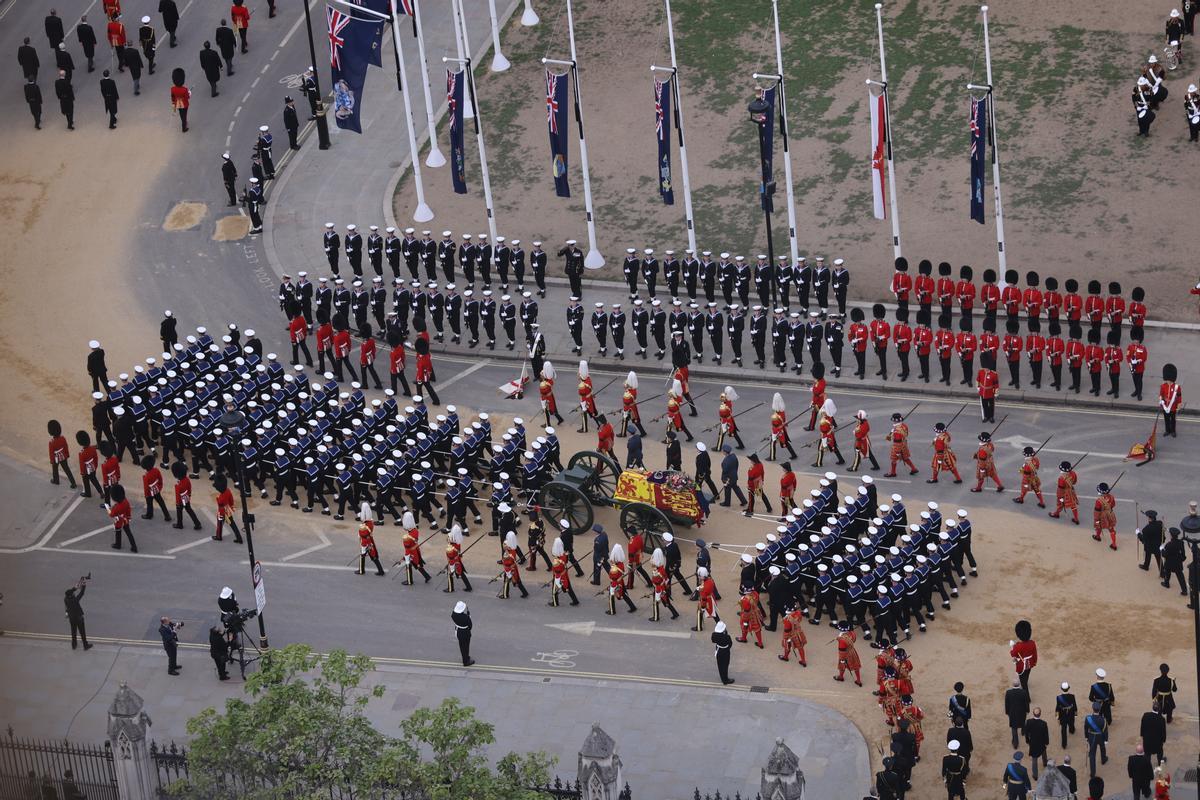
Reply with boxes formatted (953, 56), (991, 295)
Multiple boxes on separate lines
(498, 532), (529, 598)
(834, 620), (864, 686)
(625, 529), (652, 589)
(401, 512), (432, 584)
(885, 412), (918, 477)
(1159, 363), (1182, 438)
(605, 544), (637, 614)
(1013, 447), (1046, 507)
(664, 379), (693, 442)
(927, 422), (962, 484)
(691, 566), (718, 631)
(444, 524), (473, 593)
(648, 548), (680, 621)
(744, 453), (771, 518)
(768, 393), (797, 461)
(737, 587), (765, 648)
(1093, 482), (1118, 550)
(356, 502), (385, 576)
(976, 364), (999, 424)
(539, 361), (563, 427)
(813, 399), (845, 468)
(576, 360), (597, 433)
(1049, 461), (1080, 524)
(849, 410), (880, 472)
(549, 538), (581, 606)
(778, 602), (808, 665)
(716, 386), (744, 450)
(619, 371), (645, 437)
(805, 363), (827, 431)
(970, 431), (1004, 493)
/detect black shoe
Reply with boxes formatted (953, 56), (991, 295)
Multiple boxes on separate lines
(83, 643), (94, 650)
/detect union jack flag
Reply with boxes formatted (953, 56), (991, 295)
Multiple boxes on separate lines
(395, 0), (415, 14)
(654, 79), (666, 141)
(969, 97), (981, 158)
(546, 72), (561, 134)
(328, 6), (351, 70)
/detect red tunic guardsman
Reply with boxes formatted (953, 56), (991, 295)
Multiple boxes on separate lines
(691, 566), (717, 631)
(979, 325), (1000, 371)
(779, 605), (807, 665)
(672, 366), (697, 415)
(928, 422), (962, 484)
(107, 485), (137, 552)
(549, 538), (580, 606)
(625, 531), (649, 590)
(1049, 461), (1080, 524)
(538, 361), (562, 427)
(980, 269), (1001, 316)
(212, 475), (241, 543)
(1105, 281), (1125, 327)
(768, 392), (796, 461)
(1022, 271), (1043, 319)
(401, 513), (431, 585)
(716, 386), (743, 450)
(1001, 321), (1023, 388)
(813, 399), (844, 468)
(970, 432), (1004, 492)
(1104, 331), (1123, 397)
(745, 453), (770, 517)
(885, 413), (918, 477)
(1159, 363), (1182, 438)
(47, 420), (71, 486)
(1129, 286), (1147, 329)
(140, 455), (169, 522)
(101, 448), (121, 497)
(1084, 332), (1105, 395)
(1013, 447), (1045, 507)
(413, 336), (436, 403)
(956, 265), (976, 313)
(389, 338), (411, 397)
(498, 532), (528, 598)
(1093, 481), (1118, 550)
(78, 437), (100, 499)
(359, 336), (381, 390)
(605, 544), (636, 615)
(1046, 333), (1066, 390)
(806, 369), (827, 432)
(935, 320), (956, 384)
(833, 621), (863, 685)
(914, 322), (933, 382)
(936, 262), (955, 313)
(915, 261), (935, 308)
(648, 548), (679, 621)
(955, 324), (977, 386)
(577, 360), (596, 433)
(890, 260), (912, 304)
(1063, 279), (1083, 322)
(1126, 328), (1148, 401)
(869, 305), (891, 379)
(1001, 273), (1022, 318)
(850, 410), (878, 472)
(1084, 280), (1105, 327)
(619, 370), (643, 436)
(103, 0), (122, 17)
(778, 463), (797, 516)
(893, 313), (913, 380)
(444, 524), (472, 592)
(737, 590), (765, 648)
(596, 415), (615, 460)
(976, 367), (999, 425)
(357, 503), (385, 576)
(107, 17), (127, 48)
(172, 464), (201, 530)
(316, 317), (334, 371)
(848, 310), (869, 378)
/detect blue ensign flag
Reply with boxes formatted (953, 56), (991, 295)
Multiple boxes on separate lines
(969, 95), (988, 224)
(448, 68), (467, 194)
(546, 70), (570, 198)
(327, 5), (380, 133)
(655, 76), (674, 205)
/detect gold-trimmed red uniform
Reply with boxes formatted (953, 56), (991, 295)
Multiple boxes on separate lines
(403, 528), (424, 567)
(930, 431), (961, 481)
(780, 608), (807, 664)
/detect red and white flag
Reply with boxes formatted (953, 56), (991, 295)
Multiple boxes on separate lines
(869, 89), (888, 220)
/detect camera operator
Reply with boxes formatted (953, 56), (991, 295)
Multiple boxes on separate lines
(209, 625), (230, 680)
(64, 575), (92, 651)
(159, 615), (182, 675)
(217, 586), (256, 649)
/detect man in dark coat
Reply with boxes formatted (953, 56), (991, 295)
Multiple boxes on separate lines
(24, 77), (42, 129)
(1138, 508), (1164, 573)
(199, 41), (222, 96)
(45, 9), (65, 52)
(18, 36), (40, 81)
(99, 69), (119, 128)
(54, 69), (74, 129)
(54, 43), (74, 83)
(1127, 744), (1153, 799)
(1022, 707), (1050, 779)
(283, 96), (300, 149)
(215, 20), (236, 75)
(122, 45), (143, 94)
(693, 441), (719, 496)
(1005, 677), (1030, 749)
(76, 17), (97, 71)
(1139, 706), (1167, 765)
(719, 443), (747, 507)
(159, 0), (180, 47)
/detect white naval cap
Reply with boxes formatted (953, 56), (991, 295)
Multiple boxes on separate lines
(259, 125), (269, 132)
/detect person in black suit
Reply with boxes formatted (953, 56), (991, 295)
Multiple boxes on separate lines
(18, 36), (40, 81)
(99, 69), (119, 128)
(719, 444), (747, 506)
(208, 625), (230, 679)
(54, 43), (74, 83)
(159, 0), (180, 47)
(451, 601), (474, 666)
(199, 41), (222, 96)
(1005, 678), (1030, 749)
(693, 441), (718, 496)
(45, 9), (65, 52)
(283, 96), (300, 149)
(123, 45), (143, 95)
(664, 430), (681, 472)
(64, 577), (92, 650)
(1138, 508), (1164, 573)
(1056, 755), (1078, 798)
(24, 78), (42, 129)
(215, 20), (236, 75)
(1022, 708), (1050, 779)
(1139, 706), (1167, 765)
(77, 17), (97, 71)
(54, 69), (74, 129)
(1127, 743), (1153, 799)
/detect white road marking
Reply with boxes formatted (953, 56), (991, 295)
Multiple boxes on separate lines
(165, 535), (213, 554)
(280, 530), (331, 561)
(242, 91), (252, 103)
(279, 0), (319, 48)
(228, 120), (236, 131)
(234, 104), (243, 116)
(271, 48), (281, 60)
(44, 547), (175, 560)
(251, 76), (261, 89)
(2, 496), (85, 554)
(261, 64), (270, 74)
(65, 0), (101, 38)
(545, 621), (692, 639)
(155, 0), (196, 47)
(437, 361), (489, 389)
(57, 525), (114, 548)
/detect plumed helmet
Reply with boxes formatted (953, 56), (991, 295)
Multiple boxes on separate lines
(821, 398), (837, 418)
(772, 392), (786, 413)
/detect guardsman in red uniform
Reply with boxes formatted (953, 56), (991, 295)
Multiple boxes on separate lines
(100, 442), (121, 504)
(955, 318), (977, 387)
(890, 257), (912, 309)
(885, 413), (918, 477)
(768, 392), (797, 461)
(103, 0), (122, 18)
(691, 566), (718, 631)
(1001, 270), (1022, 320)
(1084, 329), (1104, 395)
(716, 387), (744, 450)
(1046, 329), (1066, 390)
(928, 422), (962, 484)
(77, 431), (102, 499)
(779, 461), (797, 514)
(664, 379), (693, 442)
(834, 620), (863, 685)
(170, 462), (202, 529)
(1043, 276), (1063, 330)
(1105, 280), (1125, 331)
(605, 544), (637, 614)
(1013, 446), (1045, 507)
(1103, 330), (1123, 397)
(737, 590), (765, 647)
(779, 603), (808, 665)
(107, 484), (137, 551)
(388, 335), (412, 397)
(1022, 271), (1043, 320)
(976, 365), (999, 424)
(1159, 363), (1182, 437)
(1084, 279), (1105, 333)
(332, 320), (357, 382)
(499, 532), (528, 598)
(980, 268), (1001, 319)
(744, 453), (771, 517)
(1066, 324), (1085, 393)
(444, 524), (472, 592)
(870, 304), (891, 379)
(970, 431), (1004, 492)
(934, 314), (956, 385)
(936, 261), (956, 319)
(288, 309), (313, 367)
(1063, 278), (1083, 324)
(107, 15), (127, 69)
(1128, 286), (1147, 330)
(359, 329), (382, 390)
(315, 312), (334, 375)
(978, 320), (999, 378)
(806, 364), (827, 431)
(956, 265), (976, 316)
(229, 0), (251, 53)
(1002, 319), (1023, 388)
(596, 414), (616, 461)
(211, 473), (242, 543)
(850, 410), (879, 472)
(914, 318), (934, 383)
(401, 514), (432, 584)
(576, 360), (596, 432)
(848, 308), (869, 378)
(813, 399), (844, 468)
(672, 365), (698, 415)
(619, 370), (643, 436)
(648, 548), (679, 621)
(1025, 320), (1046, 389)
(914, 260), (934, 318)
(357, 503), (385, 576)
(139, 454), (170, 521)
(46, 420), (76, 488)
(625, 530), (652, 590)
(1093, 482), (1118, 550)
(1049, 461), (1079, 524)
(534, 362), (558, 427)
(549, 539), (581, 607)
(894, 308), (913, 381)
(413, 335), (439, 405)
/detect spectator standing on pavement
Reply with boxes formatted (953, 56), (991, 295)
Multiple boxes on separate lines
(230, 0), (251, 53)
(451, 601), (474, 666)
(54, 69), (74, 129)
(209, 625), (229, 680)
(283, 96), (300, 149)
(199, 41), (221, 96)
(215, 20), (236, 75)
(64, 577), (92, 650)
(77, 19), (97, 72)
(23, 78), (42, 129)
(18, 36), (40, 81)
(100, 69), (119, 128)
(170, 68), (190, 131)
(159, 616), (180, 675)
(159, 0), (180, 47)
(1005, 677), (1030, 749)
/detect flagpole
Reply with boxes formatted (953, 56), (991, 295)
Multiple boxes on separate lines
(521, 0), (539, 26)
(451, 1), (474, 120)
(487, 0), (510, 72)
(770, 0), (800, 265)
(663, 0), (697, 255)
(565, 0), (604, 268)
(388, 4), (433, 221)
(980, 4), (1008, 271)
(412, 0), (446, 167)
(874, 2), (902, 259)
(449, 0), (498, 243)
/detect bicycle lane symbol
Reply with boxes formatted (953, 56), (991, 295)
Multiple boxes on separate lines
(531, 650), (578, 668)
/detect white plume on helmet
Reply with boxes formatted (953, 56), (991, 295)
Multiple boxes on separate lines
(542, 361), (556, 380)
(359, 501), (372, 521)
(449, 524), (463, 545)
(578, 360), (589, 379)
(552, 538), (565, 557)
(722, 386), (739, 402)
(822, 398), (838, 418)
(610, 543), (625, 563)
(402, 511), (416, 529)
(504, 531), (518, 549)
(651, 548), (665, 568)
(772, 392), (786, 412)
(626, 370), (638, 389)
(671, 379), (683, 396)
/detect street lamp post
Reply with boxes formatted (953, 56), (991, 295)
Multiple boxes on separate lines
(221, 410), (268, 650)
(748, 95), (776, 308)
(302, 0), (332, 150)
